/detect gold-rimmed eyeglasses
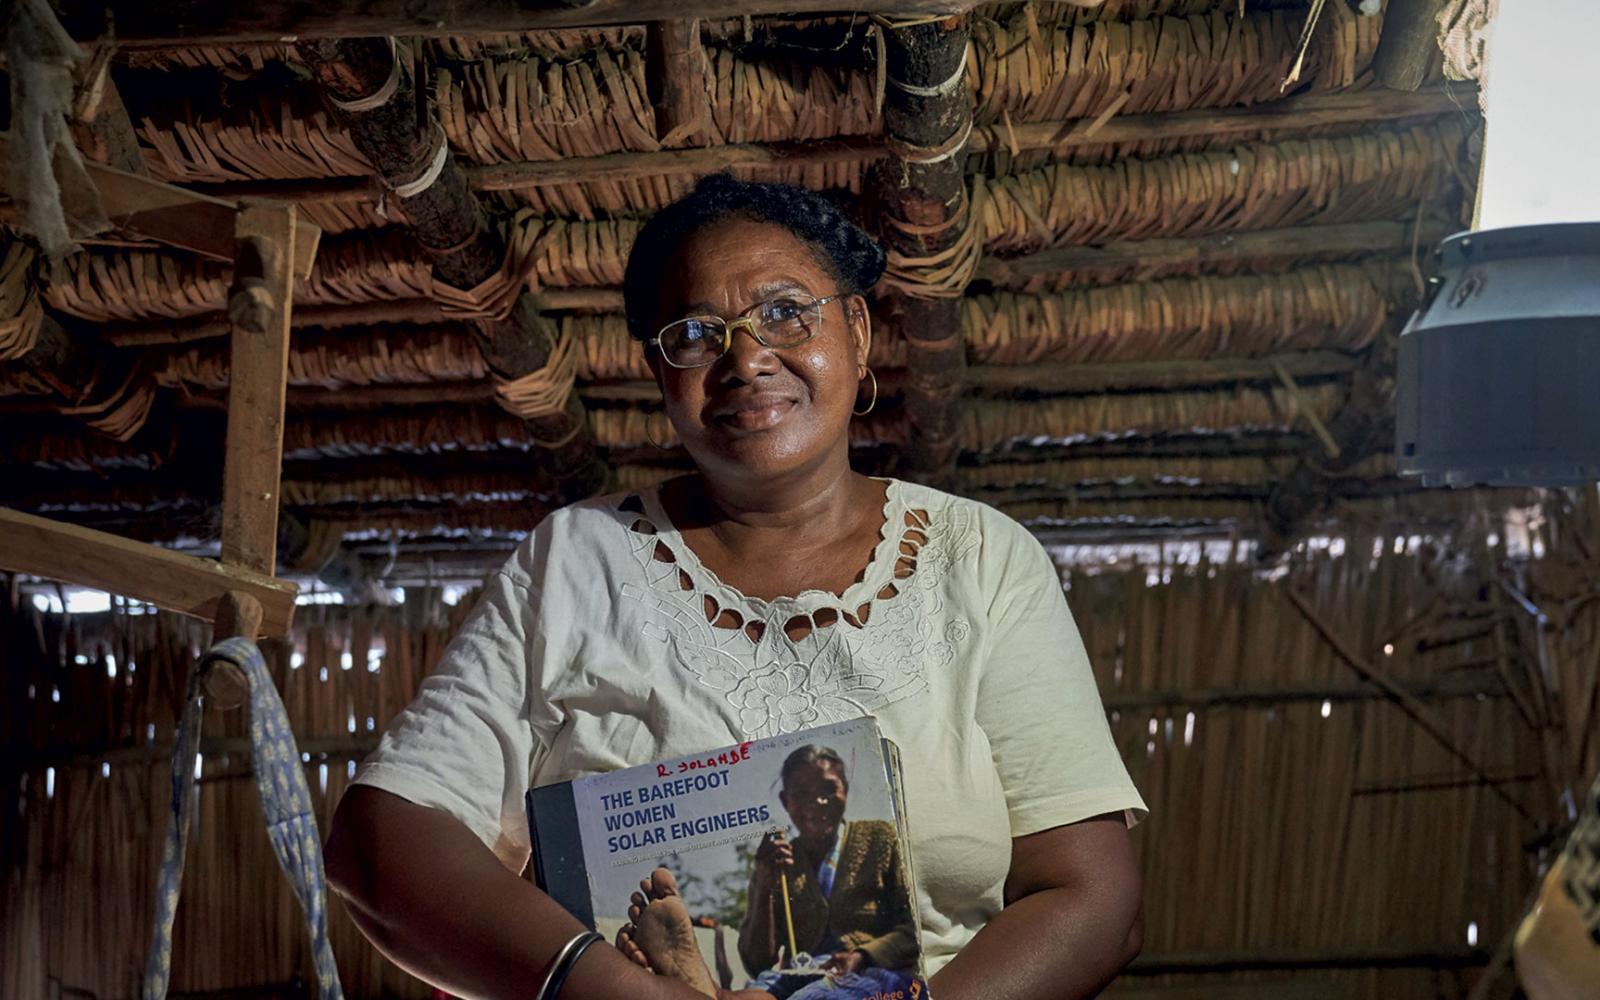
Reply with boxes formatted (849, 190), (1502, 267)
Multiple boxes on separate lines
(649, 293), (842, 369)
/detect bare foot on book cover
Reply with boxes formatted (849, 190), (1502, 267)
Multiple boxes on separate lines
(616, 867), (720, 997)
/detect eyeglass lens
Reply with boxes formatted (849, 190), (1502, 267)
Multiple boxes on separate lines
(658, 295), (823, 367)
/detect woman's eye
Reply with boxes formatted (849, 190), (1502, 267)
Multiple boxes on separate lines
(763, 299), (805, 322)
(679, 320), (715, 343)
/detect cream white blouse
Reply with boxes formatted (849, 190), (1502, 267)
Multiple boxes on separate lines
(355, 478), (1146, 973)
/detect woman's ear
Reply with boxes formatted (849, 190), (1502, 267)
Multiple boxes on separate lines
(846, 294), (872, 369)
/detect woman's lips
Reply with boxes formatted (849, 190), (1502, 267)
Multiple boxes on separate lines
(713, 396), (797, 432)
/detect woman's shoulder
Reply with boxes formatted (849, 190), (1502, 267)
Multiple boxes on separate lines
(499, 486), (657, 582)
(885, 478), (1043, 560)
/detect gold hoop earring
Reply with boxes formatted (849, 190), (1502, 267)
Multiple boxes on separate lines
(643, 419), (668, 451)
(853, 367), (878, 417)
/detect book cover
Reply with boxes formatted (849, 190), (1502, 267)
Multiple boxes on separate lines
(527, 717), (929, 1000)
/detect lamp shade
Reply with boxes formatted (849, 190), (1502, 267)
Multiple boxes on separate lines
(1395, 0), (1600, 488)
(1476, 0), (1600, 230)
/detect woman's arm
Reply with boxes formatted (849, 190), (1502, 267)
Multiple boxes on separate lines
(927, 814), (1142, 1000)
(326, 785), (724, 1000)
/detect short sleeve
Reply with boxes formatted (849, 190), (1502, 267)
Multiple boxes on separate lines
(352, 565), (544, 872)
(975, 522), (1147, 838)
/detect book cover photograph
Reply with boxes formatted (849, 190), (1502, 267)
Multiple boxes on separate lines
(527, 717), (928, 999)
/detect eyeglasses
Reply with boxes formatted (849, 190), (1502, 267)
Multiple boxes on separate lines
(649, 293), (842, 369)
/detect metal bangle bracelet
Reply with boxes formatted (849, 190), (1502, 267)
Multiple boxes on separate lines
(535, 930), (603, 1000)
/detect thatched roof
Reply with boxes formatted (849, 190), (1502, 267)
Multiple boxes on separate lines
(0, 0), (1518, 578)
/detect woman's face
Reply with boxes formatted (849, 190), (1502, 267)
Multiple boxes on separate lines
(646, 218), (871, 484)
(780, 761), (849, 841)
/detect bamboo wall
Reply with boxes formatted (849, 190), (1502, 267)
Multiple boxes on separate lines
(4, 518), (1591, 1000)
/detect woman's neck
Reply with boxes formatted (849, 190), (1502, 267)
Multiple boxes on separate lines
(681, 457), (871, 554)
(796, 825), (841, 865)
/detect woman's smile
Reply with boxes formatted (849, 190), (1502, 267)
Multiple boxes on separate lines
(711, 390), (801, 433)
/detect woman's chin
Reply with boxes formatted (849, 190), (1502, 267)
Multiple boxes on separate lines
(691, 415), (838, 476)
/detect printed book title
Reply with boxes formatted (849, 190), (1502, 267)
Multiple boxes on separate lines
(595, 742), (773, 855)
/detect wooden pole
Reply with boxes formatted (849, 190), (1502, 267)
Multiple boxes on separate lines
(205, 590), (264, 708)
(0, 508), (297, 635)
(1373, 0), (1449, 92)
(646, 20), (707, 148)
(872, 14), (974, 486)
(221, 201), (296, 576)
(68, 0), (987, 43)
(297, 36), (604, 498)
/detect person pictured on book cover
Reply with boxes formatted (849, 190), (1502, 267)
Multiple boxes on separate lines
(740, 746), (918, 979)
(325, 173), (1149, 1000)
(614, 744), (922, 1000)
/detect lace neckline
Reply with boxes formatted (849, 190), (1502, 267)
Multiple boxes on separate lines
(636, 477), (906, 617)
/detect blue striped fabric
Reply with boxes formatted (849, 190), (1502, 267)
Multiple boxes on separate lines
(144, 636), (345, 1000)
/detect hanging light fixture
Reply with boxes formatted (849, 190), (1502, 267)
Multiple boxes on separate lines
(1395, 0), (1600, 487)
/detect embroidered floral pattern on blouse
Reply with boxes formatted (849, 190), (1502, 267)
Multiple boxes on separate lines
(618, 489), (978, 740)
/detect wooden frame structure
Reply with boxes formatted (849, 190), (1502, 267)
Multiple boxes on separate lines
(0, 142), (317, 643)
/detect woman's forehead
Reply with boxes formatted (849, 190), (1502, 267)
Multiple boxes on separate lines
(659, 219), (834, 310)
(788, 759), (847, 786)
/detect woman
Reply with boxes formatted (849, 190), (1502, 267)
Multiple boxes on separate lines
(738, 746), (917, 981)
(326, 175), (1147, 1000)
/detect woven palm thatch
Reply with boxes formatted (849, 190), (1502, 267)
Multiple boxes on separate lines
(971, 4), (1381, 126)
(957, 451), (1396, 490)
(979, 120), (1466, 253)
(119, 3), (1379, 199)
(263, 450), (1398, 528)
(1, 0), (1499, 546)
(49, 108), (1449, 323)
(966, 262), (1390, 364)
(145, 256), (1383, 392)
(45, 218), (640, 322)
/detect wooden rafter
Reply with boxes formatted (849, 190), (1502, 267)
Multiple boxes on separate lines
(0, 135), (321, 275)
(646, 20), (709, 148)
(1373, 0), (1450, 91)
(0, 508), (296, 636)
(872, 15), (974, 485)
(66, 1), (1014, 44)
(221, 201), (296, 576)
(296, 35), (604, 498)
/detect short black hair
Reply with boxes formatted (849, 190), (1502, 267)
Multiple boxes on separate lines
(622, 174), (887, 342)
(780, 744), (849, 792)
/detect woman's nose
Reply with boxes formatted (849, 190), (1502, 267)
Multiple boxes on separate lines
(718, 321), (781, 380)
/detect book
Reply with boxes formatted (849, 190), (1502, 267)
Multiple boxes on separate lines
(527, 717), (929, 1000)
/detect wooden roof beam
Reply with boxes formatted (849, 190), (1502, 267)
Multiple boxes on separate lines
(871, 15), (974, 486)
(128, 349), (1354, 410)
(95, 219), (1429, 350)
(296, 36), (605, 499)
(0, 134), (322, 274)
(67, 1), (1018, 45)
(1373, 0), (1450, 92)
(646, 20), (709, 148)
(0, 508), (297, 636)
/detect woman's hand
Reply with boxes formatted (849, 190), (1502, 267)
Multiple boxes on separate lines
(823, 950), (870, 976)
(752, 830), (795, 884)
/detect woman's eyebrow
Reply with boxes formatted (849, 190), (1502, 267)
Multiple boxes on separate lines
(676, 281), (813, 317)
(750, 280), (809, 298)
